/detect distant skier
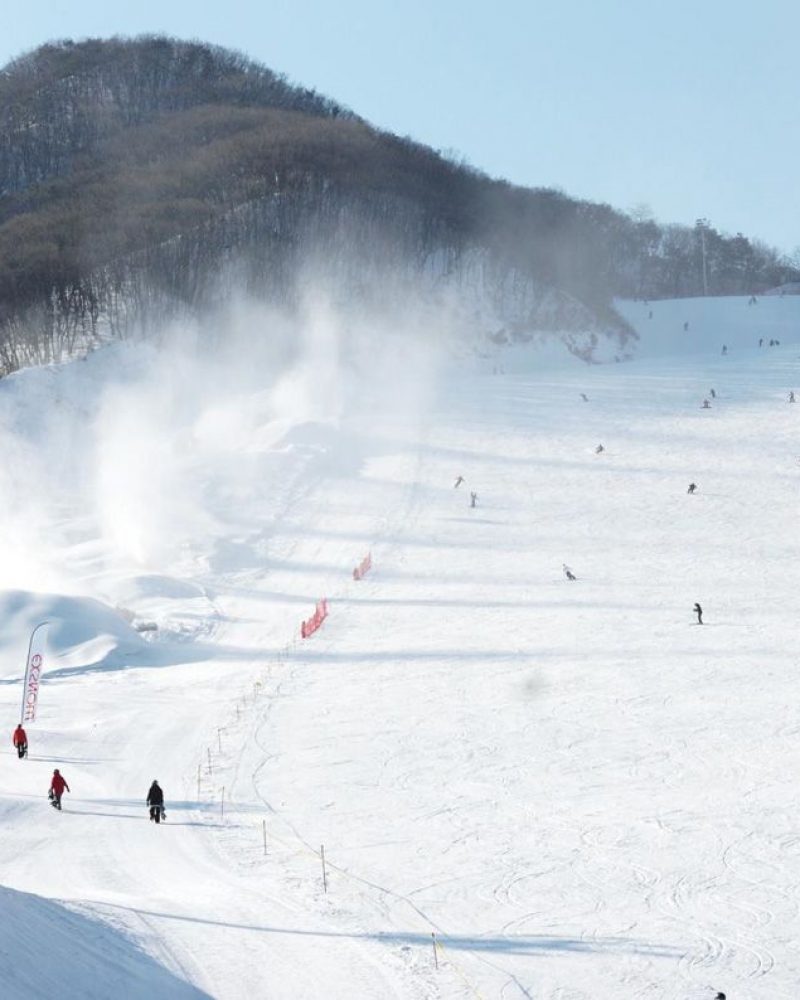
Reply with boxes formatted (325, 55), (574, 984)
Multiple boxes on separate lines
(714, 993), (726, 1000)
(469, 491), (478, 508)
(563, 564), (576, 581)
(710, 388), (716, 398)
(789, 391), (795, 403)
(683, 321), (689, 332)
(49, 769), (70, 810)
(580, 393), (589, 402)
(759, 337), (763, 347)
(693, 602), (703, 625)
(147, 780), (165, 823)
(687, 483), (697, 494)
(12, 723), (27, 758)
(595, 444), (605, 454)
(454, 475), (464, 488)
(648, 310), (653, 319)
(702, 399), (711, 408)
(721, 344), (728, 355)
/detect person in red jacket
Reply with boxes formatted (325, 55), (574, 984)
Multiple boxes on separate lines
(49, 769), (70, 810)
(12, 724), (27, 759)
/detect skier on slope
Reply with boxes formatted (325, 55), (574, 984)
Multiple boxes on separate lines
(454, 475), (465, 489)
(470, 491), (478, 508)
(563, 563), (577, 581)
(147, 780), (165, 824)
(580, 393), (589, 402)
(702, 399), (711, 409)
(687, 483), (697, 494)
(789, 391), (795, 403)
(710, 388), (716, 398)
(49, 769), (70, 810)
(12, 723), (27, 758)
(595, 444), (605, 454)
(693, 602), (703, 625)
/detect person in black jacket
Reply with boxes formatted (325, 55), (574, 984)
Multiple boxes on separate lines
(693, 602), (703, 625)
(147, 780), (165, 823)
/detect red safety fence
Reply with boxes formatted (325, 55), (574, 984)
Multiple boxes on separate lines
(301, 599), (328, 639)
(353, 552), (372, 581)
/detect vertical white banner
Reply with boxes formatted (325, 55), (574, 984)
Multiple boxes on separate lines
(20, 621), (49, 723)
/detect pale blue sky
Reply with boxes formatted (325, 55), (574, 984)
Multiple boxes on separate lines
(3, 0), (798, 252)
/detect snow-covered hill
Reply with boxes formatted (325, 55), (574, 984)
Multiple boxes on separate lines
(0, 298), (799, 999)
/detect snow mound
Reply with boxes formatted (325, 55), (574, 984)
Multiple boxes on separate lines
(0, 884), (209, 999)
(0, 590), (149, 681)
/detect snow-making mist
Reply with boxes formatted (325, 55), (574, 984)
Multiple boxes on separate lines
(0, 291), (444, 587)
(1, 293), (800, 999)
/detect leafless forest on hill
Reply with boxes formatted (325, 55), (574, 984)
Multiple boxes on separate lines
(0, 36), (796, 370)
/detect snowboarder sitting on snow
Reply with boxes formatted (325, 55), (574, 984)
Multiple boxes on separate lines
(702, 398), (711, 408)
(687, 483), (697, 494)
(49, 769), (70, 810)
(453, 475), (464, 488)
(147, 780), (165, 823)
(563, 564), (577, 581)
(693, 602), (703, 625)
(12, 723), (27, 759)
(470, 491), (478, 508)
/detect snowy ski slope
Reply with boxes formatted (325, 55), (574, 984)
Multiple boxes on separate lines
(0, 295), (799, 999)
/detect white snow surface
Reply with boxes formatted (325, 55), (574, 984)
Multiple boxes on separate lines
(1, 296), (799, 999)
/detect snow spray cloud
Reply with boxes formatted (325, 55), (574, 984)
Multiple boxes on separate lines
(89, 285), (446, 573)
(0, 222), (458, 596)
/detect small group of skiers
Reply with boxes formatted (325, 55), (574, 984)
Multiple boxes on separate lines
(13, 724), (165, 821)
(454, 475), (478, 508)
(14, 726), (71, 810)
(702, 388), (717, 407)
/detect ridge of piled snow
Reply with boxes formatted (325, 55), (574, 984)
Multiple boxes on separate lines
(0, 885), (208, 999)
